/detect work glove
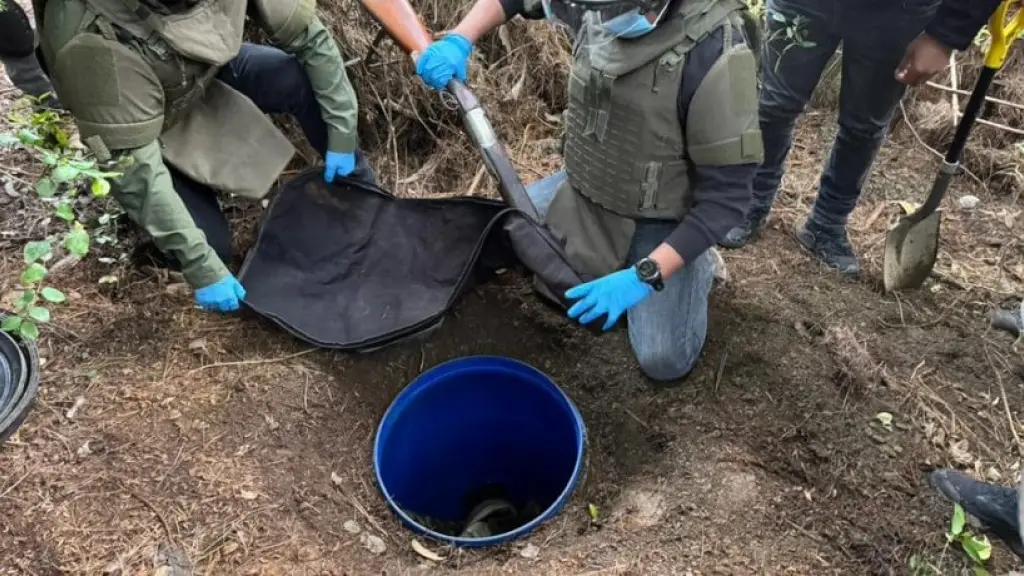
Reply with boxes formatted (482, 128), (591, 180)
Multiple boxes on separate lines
(194, 274), (246, 313)
(325, 151), (355, 183)
(415, 34), (473, 91)
(564, 266), (654, 332)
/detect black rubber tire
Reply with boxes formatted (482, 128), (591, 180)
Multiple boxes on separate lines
(0, 312), (40, 445)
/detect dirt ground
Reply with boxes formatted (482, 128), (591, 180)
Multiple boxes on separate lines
(3, 6), (1024, 576)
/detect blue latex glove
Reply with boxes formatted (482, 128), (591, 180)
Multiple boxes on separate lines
(325, 151), (355, 182)
(564, 266), (654, 331)
(194, 275), (246, 313)
(415, 34), (473, 91)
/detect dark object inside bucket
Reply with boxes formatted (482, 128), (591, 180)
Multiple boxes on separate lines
(0, 312), (41, 445)
(374, 356), (586, 546)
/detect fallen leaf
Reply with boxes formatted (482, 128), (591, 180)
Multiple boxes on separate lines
(411, 538), (444, 562)
(874, 412), (893, 430)
(239, 490), (259, 500)
(949, 439), (973, 466)
(520, 543), (540, 559)
(343, 520), (361, 534)
(895, 200), (921, 215)
(221, 542), (239, 556)
(360, 532), (387, 555)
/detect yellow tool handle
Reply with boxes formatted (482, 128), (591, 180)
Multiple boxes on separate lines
(985, 0), (1024, 68)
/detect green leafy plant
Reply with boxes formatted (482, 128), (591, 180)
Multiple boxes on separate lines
(910, 503), (996, 576)
(1, 96), (130, 341)
(764, 9), (817, 74)
(946, 503), (994, 575)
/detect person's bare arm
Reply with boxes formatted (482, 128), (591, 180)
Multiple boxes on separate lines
(451, 0), (510, 42)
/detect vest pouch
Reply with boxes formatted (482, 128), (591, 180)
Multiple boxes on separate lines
(80, 0), (246, 66)
(151, 0), (247, 66)
(542, 176), (635, 279)
(159, 79), (295, 200)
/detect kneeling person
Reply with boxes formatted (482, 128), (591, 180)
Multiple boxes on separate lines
(415, 0), (762, 381)
(33, 0), (374, 312)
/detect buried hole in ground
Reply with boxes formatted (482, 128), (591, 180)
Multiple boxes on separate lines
(285, 281), (682, 542)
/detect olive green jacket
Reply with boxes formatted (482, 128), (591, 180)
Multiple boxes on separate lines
(36, 0), (357, 288)
(113, 18), (357, 288)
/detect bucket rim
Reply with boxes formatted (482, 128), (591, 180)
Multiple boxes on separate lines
(372, 354), (587, 548)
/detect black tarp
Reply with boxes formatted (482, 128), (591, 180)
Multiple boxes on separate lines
(237, 169), (587, 352)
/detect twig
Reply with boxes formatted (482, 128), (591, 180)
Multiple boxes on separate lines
(186, 348), (317, 375)
(713, 347), (729, 398)
(854, 202), (887, 232)
(975, 117), (1024, 137)
(362, 28), (389, 68)
(985, 345), (1023, 455)
(330, 474), (390, 540)
(925, 80), (1024, 114)
(948, 53), (960, 126)
(623, 408), (650, 430)
(0, 467), (36, 500)
(899, 100), (987, 188)
(467, 165), (486, 195)
(785, 519), (824, 543)
(121, 482), (173, 542)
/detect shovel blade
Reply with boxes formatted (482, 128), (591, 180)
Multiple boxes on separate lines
(882, 211), (941, 292)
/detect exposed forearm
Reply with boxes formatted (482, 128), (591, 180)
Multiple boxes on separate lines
(452, 0), (510, 42)
(653, 163), (755, 278)
(113, 141), (229, 288)
(282, 17), (358, 152)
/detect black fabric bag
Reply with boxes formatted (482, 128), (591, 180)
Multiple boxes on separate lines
(237, 169), (588, 352)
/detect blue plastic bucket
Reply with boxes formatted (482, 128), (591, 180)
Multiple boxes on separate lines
(373, 355), (586, 547)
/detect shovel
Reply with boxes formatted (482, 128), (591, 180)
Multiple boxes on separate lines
(354, 0), (540, 221)
(882, 0), (1024, 292)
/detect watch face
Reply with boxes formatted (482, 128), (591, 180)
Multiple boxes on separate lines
(637, 258), (658, 280)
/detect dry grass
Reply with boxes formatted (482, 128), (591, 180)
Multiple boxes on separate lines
(822, 324), (882, 394)
(904, 42), (1024, 201)
(314, 0), (572, 198)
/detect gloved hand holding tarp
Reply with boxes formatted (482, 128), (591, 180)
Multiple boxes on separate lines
(237, 0), (589, 351)
(234, 0), (590, 351)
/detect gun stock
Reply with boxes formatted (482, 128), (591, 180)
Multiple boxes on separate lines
(358, 0), (434, 54)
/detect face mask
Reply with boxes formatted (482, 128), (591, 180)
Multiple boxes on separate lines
(601, 10), (655, 38)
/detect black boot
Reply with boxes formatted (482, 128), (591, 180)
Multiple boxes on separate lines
(2, 53), (63, 110)
(931, 468), (1024, 558)
(720, 207), (769, 250)
(794, 217), (861, 277)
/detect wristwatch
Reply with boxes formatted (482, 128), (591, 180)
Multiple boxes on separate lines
(635, 257), (664, 291)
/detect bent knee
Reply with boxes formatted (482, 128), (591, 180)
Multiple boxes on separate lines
(633, 337), (704, 382)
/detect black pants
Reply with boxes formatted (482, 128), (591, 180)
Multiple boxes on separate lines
(0, 1), (35, 58)
(164, 43), (377, 266)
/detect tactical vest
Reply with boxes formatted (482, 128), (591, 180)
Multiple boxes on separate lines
(541, 0), (755, 278)
(34, 0), (313, 200)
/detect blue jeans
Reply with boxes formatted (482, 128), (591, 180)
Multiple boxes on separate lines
(752, 0), (939, 228)
(527, 171), (715, 381)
